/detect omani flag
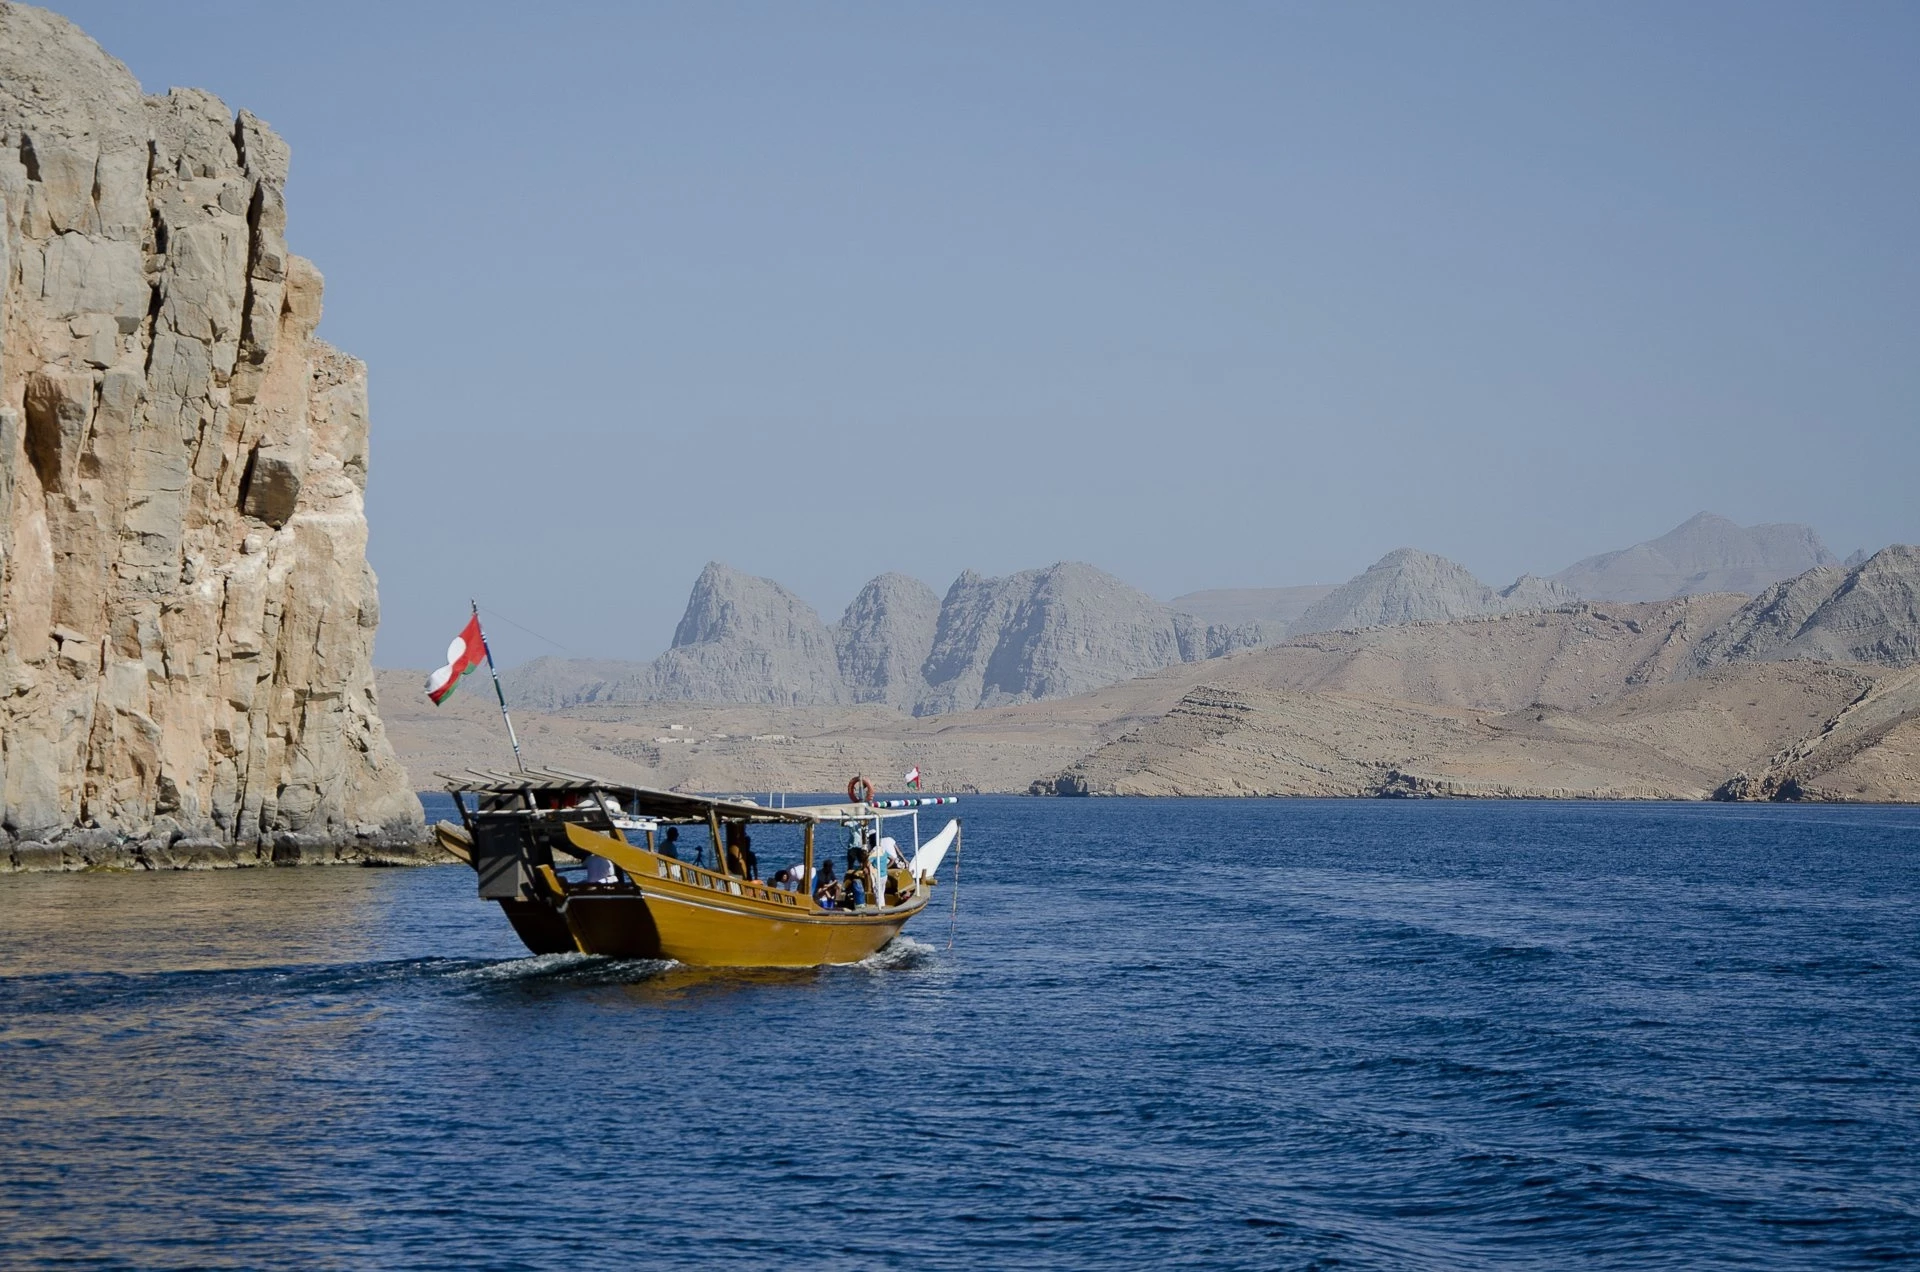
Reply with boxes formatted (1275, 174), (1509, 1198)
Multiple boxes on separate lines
(425, 615), (486, 705)
(904, 765), (922, 789)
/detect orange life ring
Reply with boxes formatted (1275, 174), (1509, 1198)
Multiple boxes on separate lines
(847, 775), (874, 804)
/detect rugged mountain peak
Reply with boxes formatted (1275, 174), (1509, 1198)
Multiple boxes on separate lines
(916, 561), (1189, 714)
(1290, 548), (1505, 636)
(1690, 545), (1920, 671)
(1551, 512), (1836, 602)
(646, 562), (846, 705)
(0, 5), (419, 858)
(833, 572), (941, 709)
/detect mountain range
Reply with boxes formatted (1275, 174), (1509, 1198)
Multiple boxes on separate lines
(499, 513), (1886, 717)
(509, 561), (1258, 716)
(381, 544), (1920, 803)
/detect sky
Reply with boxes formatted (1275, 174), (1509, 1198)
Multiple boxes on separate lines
(45, 1), (1920, 668)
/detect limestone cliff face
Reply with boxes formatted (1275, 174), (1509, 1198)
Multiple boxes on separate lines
(0, 5), (421, 866)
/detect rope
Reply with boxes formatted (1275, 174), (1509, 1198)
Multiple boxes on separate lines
(947, 821), (962, 951)
(478, 605), (572, 653)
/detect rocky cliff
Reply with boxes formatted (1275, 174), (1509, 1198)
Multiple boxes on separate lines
(1689, 545), (1920, 671)
(0, 6), (421, 869)
(1550, 512), (1836, 601)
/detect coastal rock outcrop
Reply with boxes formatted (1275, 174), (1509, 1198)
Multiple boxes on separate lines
(0, 5), (421, 868)
(1689, 545), (1920, 671)
(1550, 512), (1836, 601)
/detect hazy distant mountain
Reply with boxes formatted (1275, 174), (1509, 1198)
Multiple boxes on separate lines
(510, 563), (849, 709)
(504, 657), (653, 710)
(1550, 512), (1836, 602)
(1168, 586), (1339, 634)
(1691, 545), (1920, 671)
(832, 573), (942, 710)
(644, 562), (848, 705)
(916, 562), (1193, 714)
(1497, 574), (1580, 611)
(1289, 548), (1510, 636)
(508, 560), (1253, 715)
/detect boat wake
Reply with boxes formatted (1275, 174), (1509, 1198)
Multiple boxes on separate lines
(859, 936), (939, 971)
(452, 952), (679, 987)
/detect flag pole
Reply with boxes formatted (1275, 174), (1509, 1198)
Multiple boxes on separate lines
(473, 599), (526, 771)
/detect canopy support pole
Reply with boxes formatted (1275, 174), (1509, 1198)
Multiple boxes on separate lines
(803, 822), (815, 908)
(708, 809), (728, 877)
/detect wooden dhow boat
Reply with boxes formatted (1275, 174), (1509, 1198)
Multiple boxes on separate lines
(433, 768), (960, 968)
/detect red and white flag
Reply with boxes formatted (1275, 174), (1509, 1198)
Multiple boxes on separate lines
(425, 615), (486, 705)
(904, 765), (922, 789)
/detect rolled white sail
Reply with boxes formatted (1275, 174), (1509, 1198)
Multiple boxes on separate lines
(909, 819), (959, 881)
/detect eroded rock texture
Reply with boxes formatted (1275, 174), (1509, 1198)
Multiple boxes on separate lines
(0, 6), (421, 868)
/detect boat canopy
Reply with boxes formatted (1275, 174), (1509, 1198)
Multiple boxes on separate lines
(439, 766), (950, 824)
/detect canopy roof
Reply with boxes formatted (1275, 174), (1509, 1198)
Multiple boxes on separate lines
(439, 766), (930, 824)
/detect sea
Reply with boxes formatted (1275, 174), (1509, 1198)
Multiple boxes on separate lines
(2, 797), (1917, 1270)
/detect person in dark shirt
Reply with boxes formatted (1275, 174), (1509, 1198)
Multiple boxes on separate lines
(813, 860), (840, 909)
(657, 826), (681, 860)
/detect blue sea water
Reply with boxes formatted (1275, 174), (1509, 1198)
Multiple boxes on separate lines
(1, 797), (1917, 1269)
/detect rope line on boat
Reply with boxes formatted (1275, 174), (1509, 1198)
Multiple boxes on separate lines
(948, 821), (962, 951)
(478, 604), (572, 653)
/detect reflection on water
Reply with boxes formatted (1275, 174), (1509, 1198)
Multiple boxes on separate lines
(3, 798), (1918, 1269)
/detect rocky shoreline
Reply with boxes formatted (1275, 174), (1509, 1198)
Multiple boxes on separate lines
(2, 825), (447, 873)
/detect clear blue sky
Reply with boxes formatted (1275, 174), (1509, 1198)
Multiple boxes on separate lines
(47, 1), (1920, 668)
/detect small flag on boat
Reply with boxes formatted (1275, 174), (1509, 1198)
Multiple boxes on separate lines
(904, 765), (922, 789)
(425, 614), (486, 705)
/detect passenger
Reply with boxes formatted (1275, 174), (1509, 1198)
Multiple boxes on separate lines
(813, 861), (840, 909)
(870, 836), (900, 907)
(658, 826), (681, 860)
(739, 832), (759, 881)
(844, 871), (866, 909)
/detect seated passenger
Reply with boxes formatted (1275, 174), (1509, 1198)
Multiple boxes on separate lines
(658, 826), (681, 860)
(813, 862), (840, 909)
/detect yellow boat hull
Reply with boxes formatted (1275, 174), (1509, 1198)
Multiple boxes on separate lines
(476, 822), (931, 968)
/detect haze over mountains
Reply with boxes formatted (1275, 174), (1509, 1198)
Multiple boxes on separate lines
(383, 543), (1920, 803)
(1550, 512), (1838, 600)
(508, 561), (1257, 716)
(498, 512), (1867, 716)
